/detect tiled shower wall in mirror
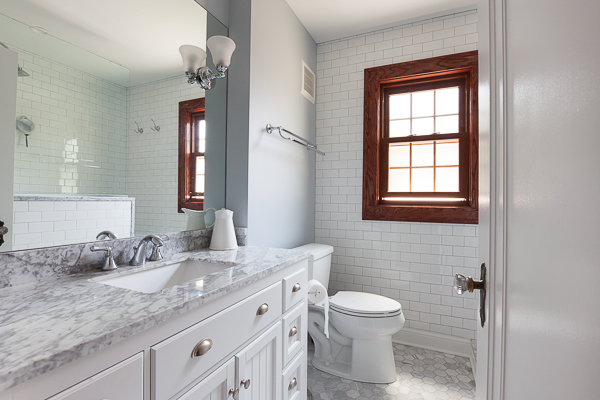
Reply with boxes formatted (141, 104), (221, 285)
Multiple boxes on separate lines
(14, 48), (128, 195)
(128, 75), (202, 236)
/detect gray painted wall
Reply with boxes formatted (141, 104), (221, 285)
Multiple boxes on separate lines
(226, 0), (317, 248)
(195, 0), (230, 27)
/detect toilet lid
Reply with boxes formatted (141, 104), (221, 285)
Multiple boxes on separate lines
(329, 291), (402, 315)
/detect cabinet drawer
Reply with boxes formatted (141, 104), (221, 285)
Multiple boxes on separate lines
(152, 281), (282, 400)
(48, 353), (143, 400)
(282, 351), (306, 400)
(282, 301), (306, 367)
(283, 268), (307, 311)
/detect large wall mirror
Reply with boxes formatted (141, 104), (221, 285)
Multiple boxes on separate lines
(0, 0), (228, 252)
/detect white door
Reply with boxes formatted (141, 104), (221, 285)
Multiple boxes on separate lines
(236, 322), (282, 400)
(478, 0), (600, 398)
(0, 46), (17, 252)
(178, 358), (236, 400)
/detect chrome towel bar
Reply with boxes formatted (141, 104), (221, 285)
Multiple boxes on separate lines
(266, 124), (325, 156)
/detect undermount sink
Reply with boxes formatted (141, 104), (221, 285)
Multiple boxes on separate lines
(93, 260), (235, 293)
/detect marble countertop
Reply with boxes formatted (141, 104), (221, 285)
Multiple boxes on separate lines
(0, 246), (308, 392)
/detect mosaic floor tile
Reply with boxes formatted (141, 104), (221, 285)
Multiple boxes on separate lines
(307, 342), (476, 400)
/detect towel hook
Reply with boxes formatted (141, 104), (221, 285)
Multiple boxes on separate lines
(134, 121), (143, 134)
(151, 119), (160, 132)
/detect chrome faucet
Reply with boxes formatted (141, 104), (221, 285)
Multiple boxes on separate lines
(96, 230), (117, 240)
(130, 235), (165, 266)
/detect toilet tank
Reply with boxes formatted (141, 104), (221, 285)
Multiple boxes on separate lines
(295, 243), (334, 290)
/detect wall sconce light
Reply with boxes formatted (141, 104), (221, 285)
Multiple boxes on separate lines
(179, 36), (236, 90)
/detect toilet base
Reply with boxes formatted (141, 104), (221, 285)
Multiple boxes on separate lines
(311, 336), (398, 384)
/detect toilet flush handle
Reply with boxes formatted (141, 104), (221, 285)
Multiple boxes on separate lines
(453, 263), (487, 327)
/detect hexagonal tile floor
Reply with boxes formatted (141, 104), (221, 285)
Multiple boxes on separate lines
(307, 342), (475, 400)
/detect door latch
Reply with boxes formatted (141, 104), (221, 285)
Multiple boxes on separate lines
(454, 263), (487, 327)
(0, 220), (7, 248)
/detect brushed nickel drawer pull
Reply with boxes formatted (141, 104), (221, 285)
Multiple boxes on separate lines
(292, 283), (301, 293)
(229, 387), (239, 398)
(288, 377), (297, 391)
(289, 326), (298, 337)
(256, 303), (269, 316)
(191, 338), (213, 358)
(241, 379), (251, 389)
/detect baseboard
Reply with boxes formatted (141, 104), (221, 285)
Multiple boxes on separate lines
(392, 328), (477, 379)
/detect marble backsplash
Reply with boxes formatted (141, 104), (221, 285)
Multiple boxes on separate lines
(0, 227), (248, 289)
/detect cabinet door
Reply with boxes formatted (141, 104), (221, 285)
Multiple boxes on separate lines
(236, 322), (282, 400)
(177, 358), (235, 400)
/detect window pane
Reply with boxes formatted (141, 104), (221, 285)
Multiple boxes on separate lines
(435, 87), (459, 115)
(195, 156), (205, 193)
(389, 93), (410, 120)
(435, 115), (459, 134)
(436, 166), (459, 192)
(389, 169), (410, 192)
(389, 144), (410, 167)
(195, 175), (205, 193)
(412, 142), (434, 167)
(390, 119), (411, 137)
(412, 117), (434, 135)
(412, 90), (434, 118)
(412, 168), (434, 191)
(199, 120), (206, 152)
(436, 140), (459, 166)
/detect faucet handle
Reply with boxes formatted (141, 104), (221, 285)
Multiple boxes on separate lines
(148, 242), (164, 261)
(90, 245), (118, 271)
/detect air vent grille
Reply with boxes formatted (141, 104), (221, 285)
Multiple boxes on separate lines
(301, 61), (315, 104)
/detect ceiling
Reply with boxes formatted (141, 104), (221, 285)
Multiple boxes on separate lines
(0, 0), (208, 87)
(285, 0), (477, 44)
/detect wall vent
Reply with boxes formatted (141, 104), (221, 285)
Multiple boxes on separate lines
(301, 60), (315, 104)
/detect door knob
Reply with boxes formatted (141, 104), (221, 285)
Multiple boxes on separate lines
(229, 387), (239, 398)
(241, 379), (251, 389)
(453, 263), (487, 327)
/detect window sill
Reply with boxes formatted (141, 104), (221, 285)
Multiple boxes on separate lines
(362, 203), (478, 224)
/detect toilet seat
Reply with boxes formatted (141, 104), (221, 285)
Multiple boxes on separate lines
(329, 291), (402, 318)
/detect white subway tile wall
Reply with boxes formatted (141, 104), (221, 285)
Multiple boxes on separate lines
(12, 199), (133, 250)
(127, 75), (203, 236)
(14, 49), (128, 195)
(315, 10), (479, 339)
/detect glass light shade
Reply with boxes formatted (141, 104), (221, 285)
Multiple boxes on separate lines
(179, 45), (207, 74)
(206, 36), (236, 67)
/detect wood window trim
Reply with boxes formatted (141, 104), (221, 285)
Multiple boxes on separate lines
(178, 98), (205, 213)
(363, 51), (478, 224)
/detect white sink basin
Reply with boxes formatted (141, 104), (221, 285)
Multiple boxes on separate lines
(93, 260), (235, 293)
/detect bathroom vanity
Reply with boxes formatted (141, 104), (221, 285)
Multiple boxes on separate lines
(0, 246), (308, 400)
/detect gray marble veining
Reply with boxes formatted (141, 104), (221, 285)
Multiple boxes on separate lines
(0, 246), (308, 391)
(0, 228), (247, 289)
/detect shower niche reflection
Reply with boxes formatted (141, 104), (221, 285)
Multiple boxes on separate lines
(0, 0), (228, 251)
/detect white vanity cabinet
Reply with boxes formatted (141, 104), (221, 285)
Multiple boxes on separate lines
(1, 258), (308, 400)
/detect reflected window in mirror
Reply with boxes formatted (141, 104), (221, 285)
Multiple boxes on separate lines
(178, 98), (207, 212)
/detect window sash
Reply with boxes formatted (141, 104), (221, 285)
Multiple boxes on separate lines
(379, 76), (470, 205)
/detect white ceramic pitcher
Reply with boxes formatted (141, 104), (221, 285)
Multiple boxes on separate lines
(182, 208), (216, 230)
(209, 208), (238, 250)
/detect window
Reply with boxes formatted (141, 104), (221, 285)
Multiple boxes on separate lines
(178, 98), (206, 212)
(363, 51), (478, 224)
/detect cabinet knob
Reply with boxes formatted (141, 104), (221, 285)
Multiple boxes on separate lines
(229, 387), (239, 398)
(289, 326), (298, 337)
(241, 379), (251, 389)
(292, 283), (301, 293)
(256, 303), (269, 316)
(288, 377), (297, 391)
(191, 338), (213, 358)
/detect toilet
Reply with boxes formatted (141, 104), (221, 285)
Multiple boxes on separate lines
(296, 243), (405, 384)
